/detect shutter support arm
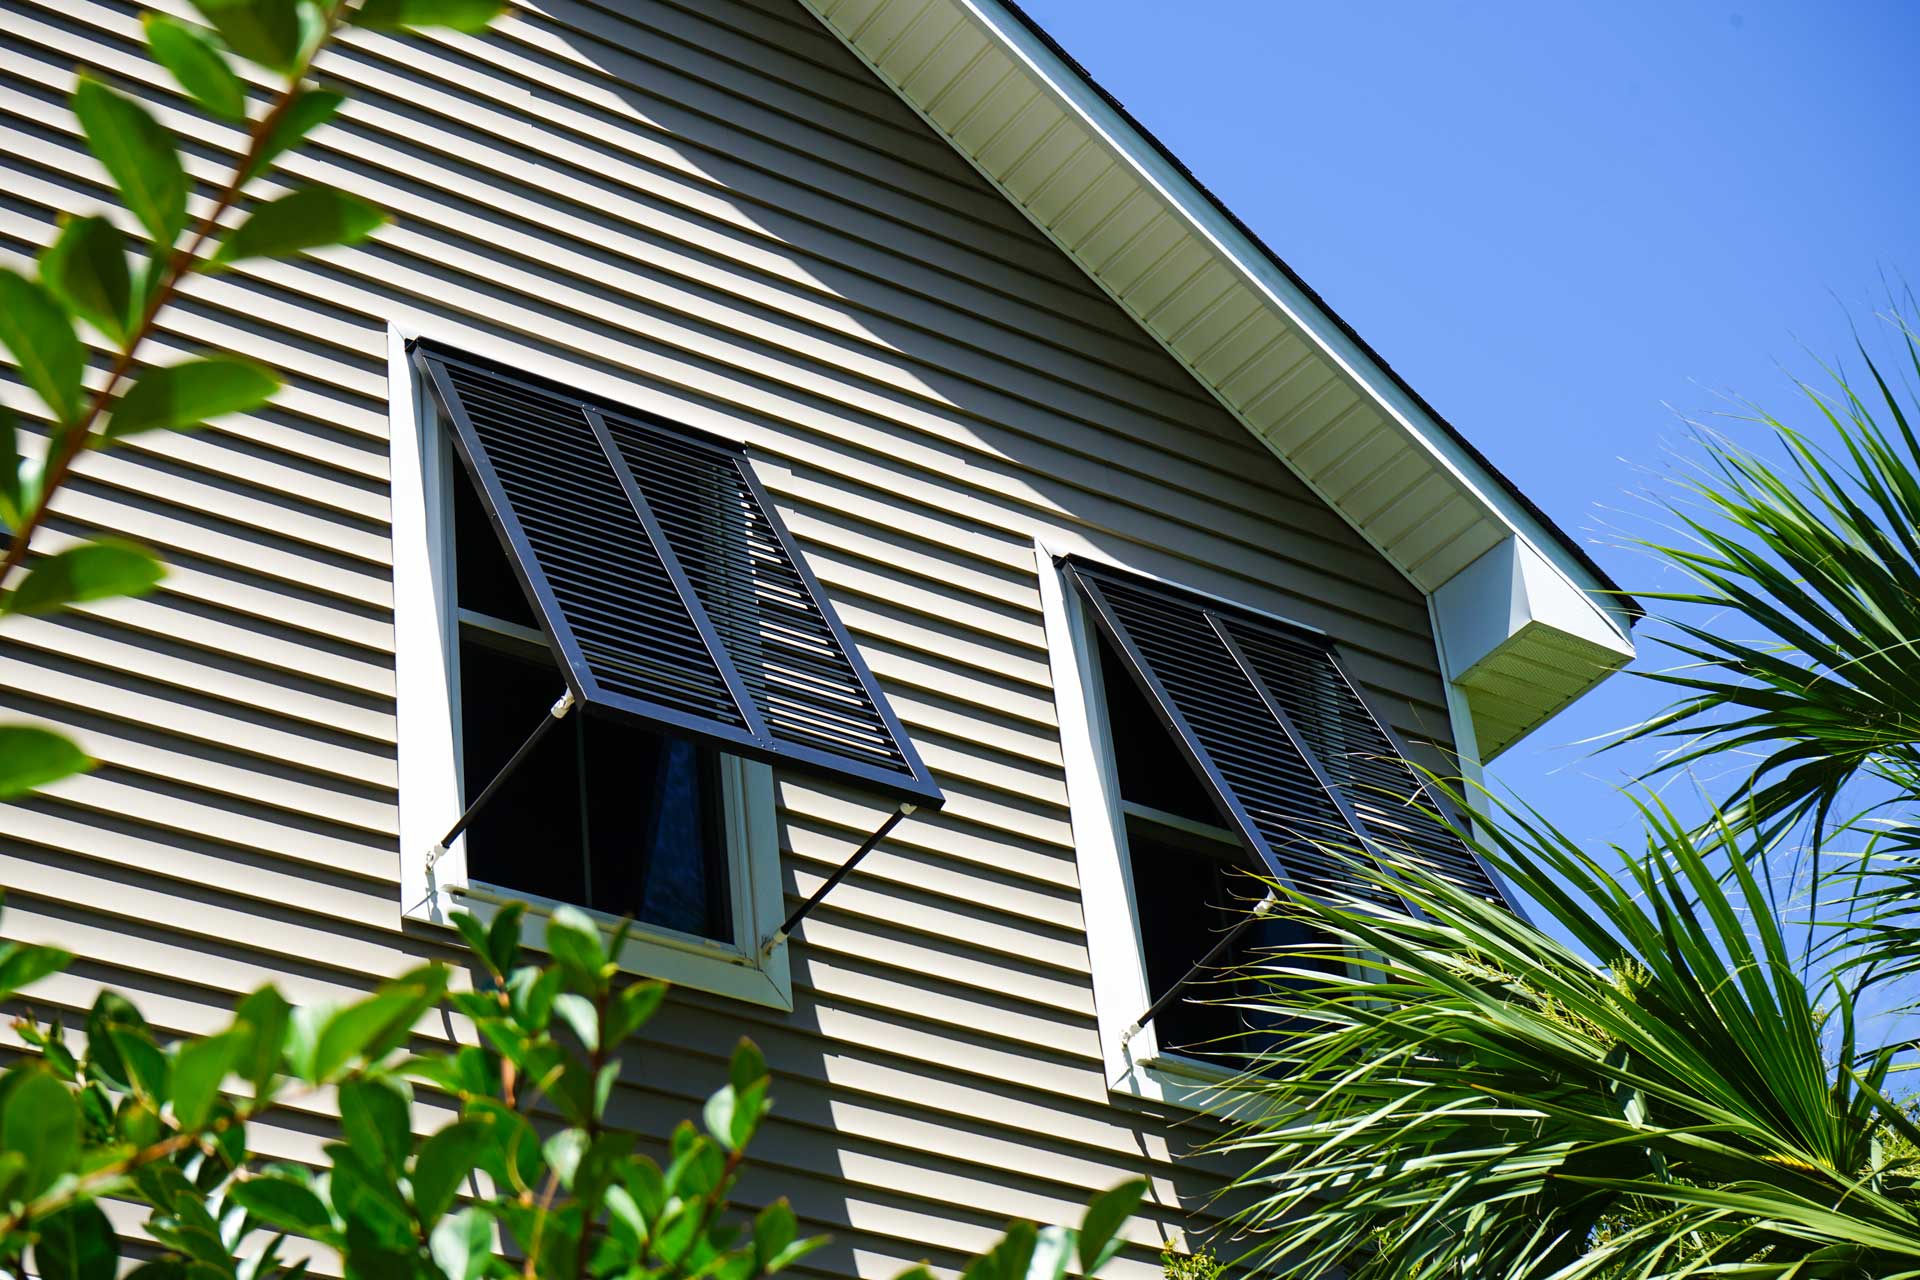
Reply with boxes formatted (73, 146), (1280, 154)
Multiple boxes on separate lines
(1119, 893), (1277, 1052)
(762, 803), (915, 956)
(428, 689), (575, 869)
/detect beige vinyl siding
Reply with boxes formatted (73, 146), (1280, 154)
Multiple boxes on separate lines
(0, 0), (1449, 1273)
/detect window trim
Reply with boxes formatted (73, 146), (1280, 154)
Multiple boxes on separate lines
(390, 322), (791, 1010)
(412, 342), (943, 810)
(1038, 540), (1445, 1108)
(1035, 540), (1253, 1106)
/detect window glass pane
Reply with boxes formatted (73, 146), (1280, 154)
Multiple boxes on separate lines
(1096, 630), (1221, 824)
(459, 636), (586, 905)
(452, 449), (541, 629)
(457, 633), (733, 944)
(1127, 823), (1330, 1064)
(583, 715), (732, 943)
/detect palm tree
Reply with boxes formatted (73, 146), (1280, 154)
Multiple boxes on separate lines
(1203, 314), (1920, 1278)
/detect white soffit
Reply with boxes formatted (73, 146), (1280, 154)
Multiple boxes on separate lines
(799, 0), (1635, 756)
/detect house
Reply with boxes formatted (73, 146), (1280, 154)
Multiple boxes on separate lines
(0, 0), (1635, 1274)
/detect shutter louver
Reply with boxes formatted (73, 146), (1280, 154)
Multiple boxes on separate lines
(1227, 623), (1501, 900)
(1065, 558), (1505, 907)
(602, 408), (922, 786)
(418, 344), (942, 809)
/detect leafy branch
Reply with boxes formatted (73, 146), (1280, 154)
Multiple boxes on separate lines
(0, 898), (1150, 1280)
(0, 0), (501, 802)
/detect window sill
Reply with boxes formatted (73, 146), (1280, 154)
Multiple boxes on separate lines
(413, 880), (793, 1012)
(1110, 1049), (1281, 1122)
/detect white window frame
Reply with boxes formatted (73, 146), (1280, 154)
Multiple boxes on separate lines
(1039, 542), (1484, 1111)
(1037, 540), (1355, 1109)
(389, 322), (791, 1010)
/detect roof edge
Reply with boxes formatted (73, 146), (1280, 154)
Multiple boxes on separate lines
(981, 0), (1637, 620)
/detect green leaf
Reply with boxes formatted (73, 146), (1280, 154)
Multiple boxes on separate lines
(754, 1199), (797, 1272)
(82, 991), (146, 1089)
(467, 1098), (540, 1195)
(106, 356), (279, 440)
(0, 270), (86, 426)
(1077, 1178), (1145, 1275)
(543, 905), (607, 992)
(729, 1037), (767, 1095)
(125, 1264), (191, 1280)
(188, 0), (316, 74)
(703, 1076), (766, 1155)
(0, 402), (22, 528)
(0, 1149), (23, 1203)
(71, 77), (188, 249)
(116, 1098), (160, 1148)
(484, 902), (523, 978)
(968, 1221), (1039, 1280)
(171, 1031), (240, 1129)
(310, 967), (446, 1081)
(552, 992), (598, 1053)
(603, 1182), (645, 1253)
(108, 1026), (170, 1103)
(4, 1070), (80, 1198)
(3, 539), (164, 616)
(143, 15), (247, 121)
(233, 985), (291, 1099)
(339, 1076), (413, 1173)
(0, 940), (71, 996)
(40, 216), (131, 344)
(283, 1000), (331, 1082)
(765, 1236), (830, 1274)
(32, 1201), (116, 1280)
(701, 1038), (770, 1153)
(605, 979), (664, 1048)
(210, 188), (387, 268)
(351, 0), (505, 31)
(702, 1082), (738, 1153)
(542, 1128), (587, 1191)
(230, 1174), (333, 1235)
(0, 726), (91, 799)
(243, 88), (343, 182)
(429, 1206), (493, 1280)
(450, 910), (493, 970)
(411, 1118), (491, 1224)
(506, 964), (561, 1034)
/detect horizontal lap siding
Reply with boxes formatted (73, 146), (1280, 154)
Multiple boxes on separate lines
(0, 0), (1447, 1274)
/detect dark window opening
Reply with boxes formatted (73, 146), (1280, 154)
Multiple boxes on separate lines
(452, 454), (733, 944)
(452, 457), (540, 631)
(1094, 621), (1332, 1064)
(1096, 629), (1219, 824)
(1127, 823), (1327, 1061)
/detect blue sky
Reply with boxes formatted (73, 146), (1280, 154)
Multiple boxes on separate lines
(1018, 0), (1920, 850)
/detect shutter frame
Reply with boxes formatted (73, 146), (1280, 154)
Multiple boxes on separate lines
(1068, 562), (1311, 894)
(1063, 556), (1511, 909)
(417, 342), (943, 809)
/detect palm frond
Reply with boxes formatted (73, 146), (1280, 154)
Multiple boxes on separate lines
(1622, 318), (1920, 852)
(1205, 785), (1920, 1280)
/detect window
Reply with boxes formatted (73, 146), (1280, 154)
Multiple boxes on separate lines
(389, 330), (940, 1008)
(1035, 545), (1506, 1101)
(451, 461), (734, 943)
(1094, 630), (1325, 1062)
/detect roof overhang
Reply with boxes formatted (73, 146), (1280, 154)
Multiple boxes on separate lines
(800, 0), (1636, 757)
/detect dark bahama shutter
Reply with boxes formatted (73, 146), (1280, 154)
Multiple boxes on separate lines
(1223, 619), (1501, 900)
(417, 343), (942, 809)
(1064, 558), (1505, 907)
